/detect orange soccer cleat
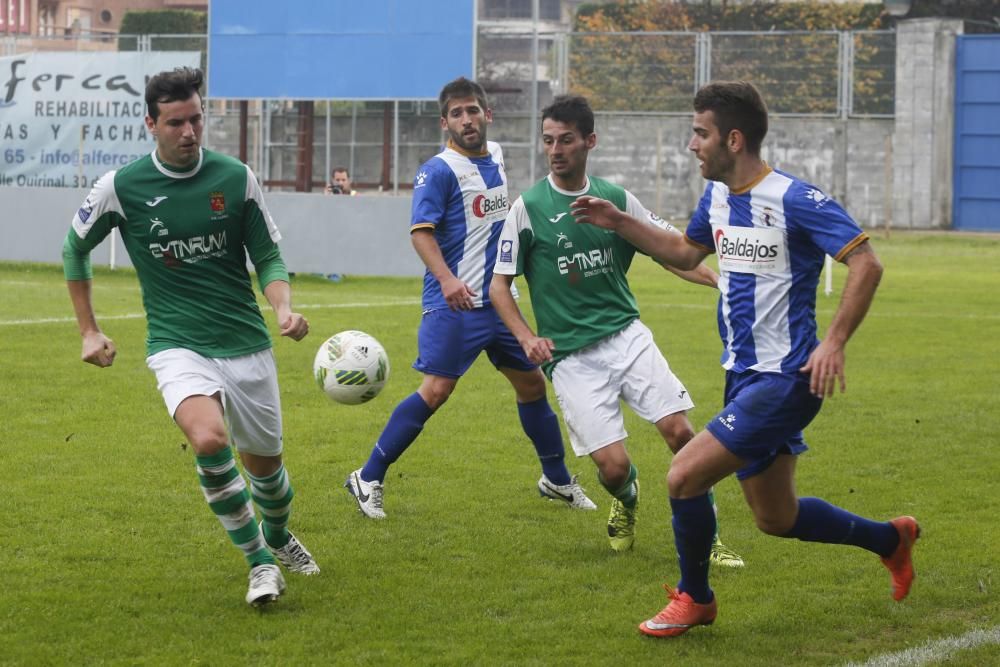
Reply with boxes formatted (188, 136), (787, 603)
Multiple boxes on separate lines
(881, 515), (921, 601)
(638, 585), (718, 638)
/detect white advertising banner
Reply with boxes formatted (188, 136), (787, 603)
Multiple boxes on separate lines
(0, 51), (201, 189)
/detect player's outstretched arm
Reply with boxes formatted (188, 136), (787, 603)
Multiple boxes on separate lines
(661, 262), (719, 289)
(489, 274), (555, 365)
(66, 279), (116, 367)
(800, 241), (883, 397)
(570, 196), (706, 270)
(263, 279), (309, 341)
(411, 228), (476, 311)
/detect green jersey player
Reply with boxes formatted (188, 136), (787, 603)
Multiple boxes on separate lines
(490, 95), (744, 566)
(63, 67), (318, 607)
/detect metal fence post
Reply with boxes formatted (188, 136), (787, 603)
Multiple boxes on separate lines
(695, 31), (712, 91)
(838, 30), (853, 120)
(555, 32), (568, 96)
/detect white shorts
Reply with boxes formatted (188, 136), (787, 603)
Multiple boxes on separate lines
(551, 319), (694, 457)
(146, 347), (284, 457)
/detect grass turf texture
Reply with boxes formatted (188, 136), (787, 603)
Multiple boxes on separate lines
(1, 232), (997, 665)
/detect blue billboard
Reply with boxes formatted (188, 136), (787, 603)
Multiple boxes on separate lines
(208, 0), (475, 100)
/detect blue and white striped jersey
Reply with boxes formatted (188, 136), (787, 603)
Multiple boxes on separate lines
(685, 166), (869, 374)
(411, 140), (515, 311)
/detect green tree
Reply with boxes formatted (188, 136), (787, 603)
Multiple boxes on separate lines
(570, 1), (889, 114)
(117, 10), (206, 54)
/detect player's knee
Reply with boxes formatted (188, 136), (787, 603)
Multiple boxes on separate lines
(752, 512), (796, 536)
(598, 459), (630, 488)
(666, 465), (687, 497)
(186, 427), (229, 455)
(666, 459), (703, 498)
(420, 384), (453, 410)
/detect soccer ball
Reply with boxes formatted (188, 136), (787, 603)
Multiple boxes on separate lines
(313, 330), (391, 405)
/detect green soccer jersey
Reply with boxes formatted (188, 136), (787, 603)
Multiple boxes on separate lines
(494, 174), (678, 374)
(63, 148), (289, 358)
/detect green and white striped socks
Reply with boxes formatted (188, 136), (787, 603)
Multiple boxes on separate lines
(601, 463), (639, 509)
(195, 448), (273, 567)
(248, 465), (295, 549)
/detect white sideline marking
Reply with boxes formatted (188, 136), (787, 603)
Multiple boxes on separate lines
(845, 626), (1000, 667)
(0, 299), (423, 326)
(646, 302), (1000, 320)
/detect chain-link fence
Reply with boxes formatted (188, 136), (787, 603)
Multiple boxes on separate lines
(482, 29), (895, 117)
(3, 27), (895, 196)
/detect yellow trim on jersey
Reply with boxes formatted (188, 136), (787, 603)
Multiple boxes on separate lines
(834, 232), (870, 262)
(411, 222), (436, 232)
(445, 139), (488, 158)
(730, 161), (773, 195)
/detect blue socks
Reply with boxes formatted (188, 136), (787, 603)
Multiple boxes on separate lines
(360, 392), (434, 482)
(360, 393), (572, 487)
(782, 497), (898, 557)
(671, 494), (716, 604)
(670, 495), (897, 605)
(518, 397), (571, 486)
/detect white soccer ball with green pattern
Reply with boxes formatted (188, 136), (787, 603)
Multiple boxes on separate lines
(313, 330), (390, 405)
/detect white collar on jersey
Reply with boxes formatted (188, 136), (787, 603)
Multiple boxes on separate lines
(547, 173), (590, 197)
(151, 147), (204, 179)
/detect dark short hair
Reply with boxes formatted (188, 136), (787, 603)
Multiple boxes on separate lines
(438, 77), (488, 117)
(693, 81), (768, 155)
(145, 67), (203, 121)
(332, 166), (349, 177)
(541, 95), (595, 137)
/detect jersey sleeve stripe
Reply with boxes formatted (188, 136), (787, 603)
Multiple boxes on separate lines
(833, 232), (870, 262)
(411, 222), (436, 232)
(244, 164), (281, 243)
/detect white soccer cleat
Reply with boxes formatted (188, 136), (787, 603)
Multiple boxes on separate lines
(538, 474), (598, 510)
(246, 563), (286, 607)
(266, 528), (320, 575)
(344, 468), (386, 519)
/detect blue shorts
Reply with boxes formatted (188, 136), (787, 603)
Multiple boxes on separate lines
(706, 370), (823, 481)
(413, 305), (536, 378)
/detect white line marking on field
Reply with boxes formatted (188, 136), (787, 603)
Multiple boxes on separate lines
(643, 302), (1000, 320)
(845, 626), (1000, 667)
(0, 299), (424, 326)
(3, 280), (129, 291)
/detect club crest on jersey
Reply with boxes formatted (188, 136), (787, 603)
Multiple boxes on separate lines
(713, 225), (788, 274)
(759, 207), (776, 227)
(210, 191), (226, 213)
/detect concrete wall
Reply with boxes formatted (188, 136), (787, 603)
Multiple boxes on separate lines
(892, 18), (963, 229)
(0, 114), (896, 275)
(577, 114), (893, 229)
(0, 187), (424, 276)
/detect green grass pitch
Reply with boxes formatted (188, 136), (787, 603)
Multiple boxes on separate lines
(1, 231), (997, 665)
